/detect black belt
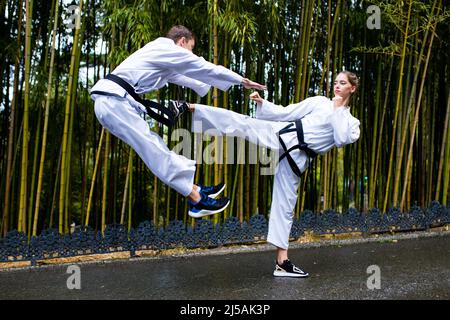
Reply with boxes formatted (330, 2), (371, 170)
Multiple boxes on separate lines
(278, 119), (317, 177)
(91, 74), (176, 127)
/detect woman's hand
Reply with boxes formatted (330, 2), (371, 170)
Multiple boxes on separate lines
(249, 91), (264, 105)
(332, 95), (345, 110)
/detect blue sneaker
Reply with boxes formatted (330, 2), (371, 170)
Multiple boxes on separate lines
(188, 192), (230, 218)
(197, 183), (226, 199)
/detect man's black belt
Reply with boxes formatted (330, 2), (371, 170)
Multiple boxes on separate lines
(278, 119), (317, 177)
(91, 74), (176, 127)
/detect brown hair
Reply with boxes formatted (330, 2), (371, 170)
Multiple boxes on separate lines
(339, 71), (359, 92)
(166, 25), (195, 43)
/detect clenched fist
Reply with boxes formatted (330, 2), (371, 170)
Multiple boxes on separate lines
(332, 96), (345, 109)
(249, 91), (264, 104)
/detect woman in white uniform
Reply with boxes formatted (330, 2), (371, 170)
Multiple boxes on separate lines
(90, 26), (266, 218)
(187, 71), (360, 277)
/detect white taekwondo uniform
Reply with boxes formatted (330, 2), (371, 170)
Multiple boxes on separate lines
(192, 96), (360, 249)
(90, 37), (243, 197)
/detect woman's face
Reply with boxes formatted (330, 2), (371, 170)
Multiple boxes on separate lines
(333, 73), (356, 99)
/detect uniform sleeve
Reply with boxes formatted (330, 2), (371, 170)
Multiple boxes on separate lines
(152, 45), (243, 91)
(168, 74), (211, 97)
(255, 96), (325, 122)
(329, 107), (361, 147)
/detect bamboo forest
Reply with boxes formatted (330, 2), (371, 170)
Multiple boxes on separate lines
(0, 0), (449, 238)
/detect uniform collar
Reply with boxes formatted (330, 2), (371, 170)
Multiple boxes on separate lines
(155, 37), (176, 45)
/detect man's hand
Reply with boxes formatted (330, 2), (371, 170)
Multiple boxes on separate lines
(241, 78), (267, 90)
(187, 103), (195, 112)
(249, 91), (264, 104)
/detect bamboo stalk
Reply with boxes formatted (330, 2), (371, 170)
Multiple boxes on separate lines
(27, 109), (41, 237)
(435, 94), (450, 202)
(212, 0), (219, 186)
(368, 61), (382, 208)
(85, 128), (105, 227)
(393, 0), (437, 207)
(400, 1), (440, 209)
(295, 0), (307, 101)
(120, 149), (132, 225)
(383, 0), (413, 212)
(32, 0), (60, 237)
(223, 34), (230, 219)
(80, 147), (90, 226)
(427, 77), (437, 204)
(59, 0), (84, 233)
(128, 150), (133, 231)
(372, 57), (394, 208)
(49, 147), (62, 229)
(101, 131), (110, 234)
(1, 0), (23, 236)
(19, 0), (33, 233)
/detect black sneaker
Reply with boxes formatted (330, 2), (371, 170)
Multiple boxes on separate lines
(197, 183), (226, 199)
(168, 100), (189, 120)
(188, 192), (230, 218)
(273, 259), (309, 278)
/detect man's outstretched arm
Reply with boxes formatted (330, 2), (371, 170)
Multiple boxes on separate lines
(154, 43), (266, 92)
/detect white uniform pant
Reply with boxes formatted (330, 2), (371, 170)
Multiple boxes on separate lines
(93, 95), (196, 196)
(192, 104), (304, 249)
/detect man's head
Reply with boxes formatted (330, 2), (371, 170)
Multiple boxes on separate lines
(166, 25), (196, 52)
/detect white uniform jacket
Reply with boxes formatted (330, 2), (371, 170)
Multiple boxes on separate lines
(91, 37), (243, 111)
(90, 37), (244, 197)
(256, 96), (361, 173)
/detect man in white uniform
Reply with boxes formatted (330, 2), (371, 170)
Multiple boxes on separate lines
(186, 71), (361, 277)
(90, 25), (266, 218)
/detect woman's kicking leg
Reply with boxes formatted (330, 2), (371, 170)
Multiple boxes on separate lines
(189, 103), (286, 151)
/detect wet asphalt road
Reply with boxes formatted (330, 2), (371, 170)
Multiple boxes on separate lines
(0, 232), (449, 300)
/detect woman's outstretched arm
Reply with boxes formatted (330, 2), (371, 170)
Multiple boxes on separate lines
(250, 92), (326, 122)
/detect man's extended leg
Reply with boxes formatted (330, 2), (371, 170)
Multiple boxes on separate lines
(94, 95), (196, 196)
(94, 96), (230, 218)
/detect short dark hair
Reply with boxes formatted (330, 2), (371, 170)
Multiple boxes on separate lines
(166, 25), (195, 43)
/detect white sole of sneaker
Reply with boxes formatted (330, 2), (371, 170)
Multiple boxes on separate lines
(207, 184), (226, 199)
(188, 200), (230, 218)
(273, 270), (309, 278)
